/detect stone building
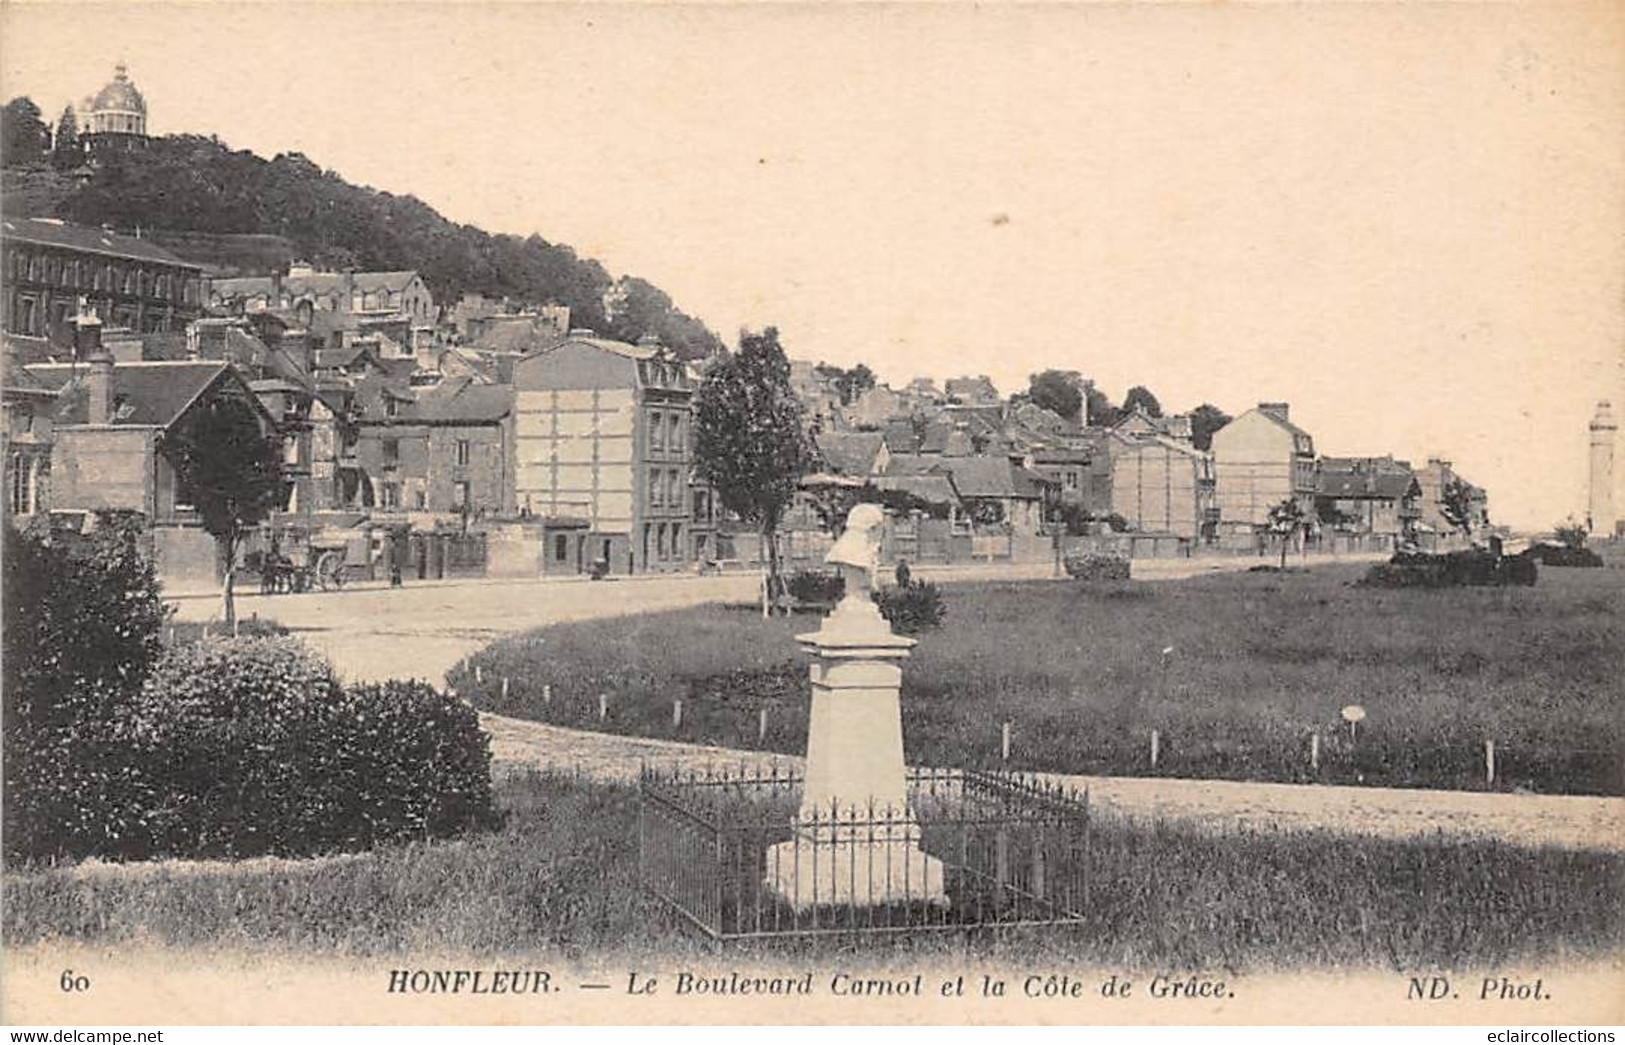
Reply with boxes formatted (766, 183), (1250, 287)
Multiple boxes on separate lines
(1415, 457), (1490, 541)
(1110, 436), (1215, 541)
(354, 377), (513, 517)
(1210, 402), (1318, 530)
(2, 217), (205, 344)
(209, 268), (436, 327)
(510, 332), (696, 574)
(1314, 456), (1421, 549)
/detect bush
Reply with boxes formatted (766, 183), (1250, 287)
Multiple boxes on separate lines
(1526, 545), (1604, 568)
(786, 568), (844, 605)
(3, 512), (171, 864)
(108, 638), (500, 861)
(875, 580), (946, 634)
(1063, 550), (1132, 581)
(1360, 549), (1537, 589)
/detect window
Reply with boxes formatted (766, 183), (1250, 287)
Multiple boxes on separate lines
(554, 534), (569, 562)
(649, 468), (662, 507)
(667, 469), (681, 511)
(9, 454), (33, 515)
(657, 523), (668, 559)
(283, 435), (300, 465)
(692, 488), (710, 523)
(649, 410), (664, 451)
(1065, 470), (1079, 490)
(672, 523), (682, 560)
(383, 438), (400, 468)
(453, 481), (471, 510)
(456, 439), (471, 467)
(669, 412), (682, 451)
(385, 398), (399, 418)
(415, 489), (427, 509)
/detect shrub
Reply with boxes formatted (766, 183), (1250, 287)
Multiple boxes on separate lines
(875, 580), (946, 633)
(787, 568), (845, 605)
(112, 638), (501, 860)
(3, 512), (171, 864)
(1359, 550), (1537, 589)
(1526, 545), (1603, 568)
(1063, 550), (1132, 581)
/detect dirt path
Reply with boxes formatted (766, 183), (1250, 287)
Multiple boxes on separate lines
(483, 713), (1625, 853)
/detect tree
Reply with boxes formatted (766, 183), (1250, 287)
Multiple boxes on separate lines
(164, 392), (287, 628)
(1439, 478), (1479, 542)
(1554, 518), (1588, 550)
(1267, 497), (1309, 569)
(1085, 385), (1122, 428)
(1, 97), (50, 168)
(1028, 369), (1084, 422)
(833, 363), (876, 406)
(1189, 403), (1232, 451)
(50, 106), (80, 170)
(1123, 385), (1163, 419)
(693, 328), (814, 616)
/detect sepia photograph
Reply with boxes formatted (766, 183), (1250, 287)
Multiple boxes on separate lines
(0, 0), (1621, 1032)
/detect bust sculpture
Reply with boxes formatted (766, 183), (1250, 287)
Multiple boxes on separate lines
(825, 502), (886, 606)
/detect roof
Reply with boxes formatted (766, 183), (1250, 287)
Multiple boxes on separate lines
(873, 473), (960, 507)
(91, 65), (146, 114)
(312, 345), (373, 370)
(210, 270), (421, 298)
(472, 320), (561, 355)
(944, 456), (1050, 499)
(2, 217), (199, 269)
(814, 431), (886, 477)
(1247, 404), (1312, 440)
(535, 334), (659, 362)
(25, 361), (241, 429)
(408, 379), (512, 424)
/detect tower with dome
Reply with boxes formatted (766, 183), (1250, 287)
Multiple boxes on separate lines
(74, 63), (149, 159)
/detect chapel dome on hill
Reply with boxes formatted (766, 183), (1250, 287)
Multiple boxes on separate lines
(91, 64), (146, 115)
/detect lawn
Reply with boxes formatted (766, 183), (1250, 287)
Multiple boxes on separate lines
(5, 770), (1621, 970)
(449, 563), (1625, 795)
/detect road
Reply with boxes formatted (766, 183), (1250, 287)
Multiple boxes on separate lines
(167, 552), (1383, 684)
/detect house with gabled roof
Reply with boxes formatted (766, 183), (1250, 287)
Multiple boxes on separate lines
(1314, 455), (1421, 549)
(1210, 401), (1318, 530)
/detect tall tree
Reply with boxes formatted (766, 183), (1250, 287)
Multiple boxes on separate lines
(1123, 385), (1163, 418)
(833, 363), (876, 406)
(50, 106), (80, 170)
(1188, 403), (1232, 451)
(693, 328), (814, 616)
(1, 97), (50, 168)
(165, 392), (287, 627)
(1085, 385), (1122, 428)
(1028, 369), (1084, 421)
(1440, 478), (1481, 542)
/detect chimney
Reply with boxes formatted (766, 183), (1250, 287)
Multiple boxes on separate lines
(340, 268), (356, 312)
(1258, 402), (1290, 423)
(270, 264), (285, 310)
(76, 313), (114, 425)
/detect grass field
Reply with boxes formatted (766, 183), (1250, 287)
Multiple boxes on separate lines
(5, 770), (1620, 970)
(449, 563), (1625, 795)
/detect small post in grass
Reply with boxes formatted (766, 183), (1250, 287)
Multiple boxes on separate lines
(598, 693), (608, 721)
(1485, 739), (1496, 788)
(475, 664), (483, 685)
(1310, 731), (1321, 772)
(672, 699), (683, 730)
(501, 676), (510, 700)
(758, 706), (769, 743)
(1150, 729), (1161, 769)
(1342, 704), (1366, 746)
(202, 623), (210, 640)
(233, 618), (240, 638)
(1001, 721), (1012, 762)
(543, 683), (553, 707)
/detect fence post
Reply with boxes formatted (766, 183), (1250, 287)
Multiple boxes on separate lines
(475, 665), (483, 684)
(543, 683), (553, 707)
(1485, 739), (1496, 788)
(758, 706), (769, 743)
(201, 624), (210, 640)
(1150, 729), (1160, 769)
(598, 693), (608, 721)
(1001, 721), (1012, 762)
(1310, 731), (1321, 772)
(501, 676), (510, 700)
(673, 699), (683, 729)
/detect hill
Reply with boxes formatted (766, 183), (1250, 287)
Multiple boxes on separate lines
(3, 135), (723, 360)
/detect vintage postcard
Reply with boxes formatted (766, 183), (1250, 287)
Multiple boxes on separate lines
(1, 0), (1621, 1031)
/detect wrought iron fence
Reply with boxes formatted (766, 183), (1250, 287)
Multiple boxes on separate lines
(638, 764), (1091, 939)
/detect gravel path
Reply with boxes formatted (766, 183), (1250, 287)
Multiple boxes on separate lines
(483, 713), (1625, 853)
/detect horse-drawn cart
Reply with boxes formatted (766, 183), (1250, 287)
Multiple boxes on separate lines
(244, 519), (375, 595)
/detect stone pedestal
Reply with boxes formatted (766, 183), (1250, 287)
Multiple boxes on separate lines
(764, 595), (947, 909)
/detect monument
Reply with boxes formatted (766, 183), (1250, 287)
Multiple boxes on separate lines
(1590, 400), (1616, 537)
(763, 503), (948, 909)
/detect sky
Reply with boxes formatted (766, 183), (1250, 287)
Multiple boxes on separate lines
(3, 2), (1622, 530)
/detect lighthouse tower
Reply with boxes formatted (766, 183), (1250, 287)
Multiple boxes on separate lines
(1590, 400), (1617, 538)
